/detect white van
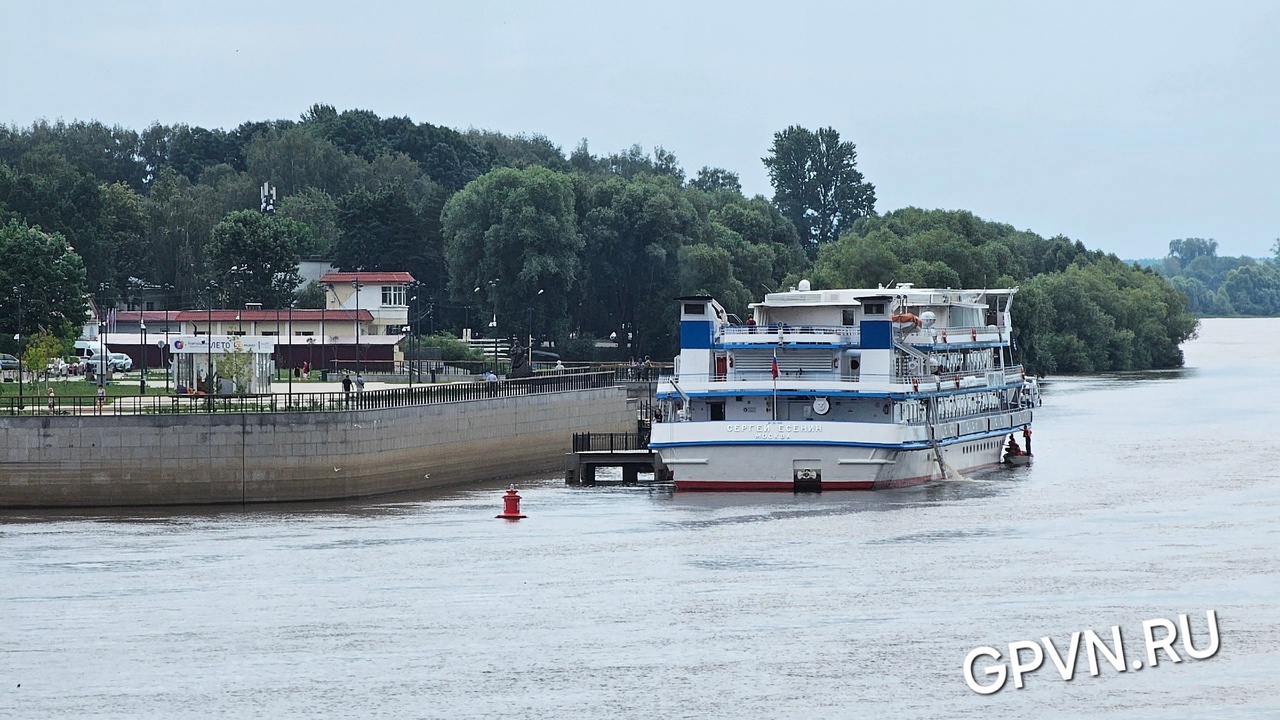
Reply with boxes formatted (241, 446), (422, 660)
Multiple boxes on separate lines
(75, 340), (114, 380)
(74, 340), (113, 360)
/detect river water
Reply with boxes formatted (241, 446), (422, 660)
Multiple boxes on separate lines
(2, 318), (1278, 719)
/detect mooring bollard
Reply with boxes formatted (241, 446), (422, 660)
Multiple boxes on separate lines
(495, 485), (527, 520)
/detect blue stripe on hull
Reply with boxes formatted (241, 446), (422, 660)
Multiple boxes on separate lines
(650, 426), (1024, 451)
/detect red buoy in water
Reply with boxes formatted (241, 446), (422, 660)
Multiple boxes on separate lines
(496, 485), (527, 519)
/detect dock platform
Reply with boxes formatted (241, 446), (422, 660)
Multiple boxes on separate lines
(564, 432), (671, 485)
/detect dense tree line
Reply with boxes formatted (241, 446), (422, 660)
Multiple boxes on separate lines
(1147, 237), (1280, 316)
(1, 108), (1202, 375)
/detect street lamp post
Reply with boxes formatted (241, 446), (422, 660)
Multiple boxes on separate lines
(163, 284), (174, 392)
(205, 285), (215, 396)
(97, 282), (109, 390)
(275, 306), (282, 381)
(404, 324), (413, 389)
(352, 279), (363, 375)
(475, 279), (499, 372)
(321, 285), (329, 376)
(13, 284), (24, 411)
(528, 288), (544, 363)
(140, 320), (147, 394)
(288, 302), (294, 396)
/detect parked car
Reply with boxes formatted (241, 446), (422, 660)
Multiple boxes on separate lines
(109, 352), (133, 372)
(64, 356), (84, 375)
(0, 353), (19, 371)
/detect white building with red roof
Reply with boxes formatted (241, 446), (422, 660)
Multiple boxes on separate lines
(319, 271), (414, 337)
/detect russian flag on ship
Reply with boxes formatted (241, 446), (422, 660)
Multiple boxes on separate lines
(771, 349), (779, 380)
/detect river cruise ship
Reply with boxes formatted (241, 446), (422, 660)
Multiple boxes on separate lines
(650, 281), (1039, 491)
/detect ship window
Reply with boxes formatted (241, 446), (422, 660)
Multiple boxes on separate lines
(865, 303), (886, 315)
(683, 303), (706, 315)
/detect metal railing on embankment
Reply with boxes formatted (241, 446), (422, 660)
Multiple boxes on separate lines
(571, 431), (650, 453)
(1, 372), (618, 417)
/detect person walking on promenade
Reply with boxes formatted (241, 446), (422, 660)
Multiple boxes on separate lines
(355, 372), (365, 392)
(95, 383), (105, 414)
(47, 387), (56, 415)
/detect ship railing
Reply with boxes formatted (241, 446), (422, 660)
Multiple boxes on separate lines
(893, 364), (1027, 387)
(721, 323), (860, 343)
(669, 365), (1030, 388)
(906, 408), (1035, 437)
(898, 324), (1008, 345)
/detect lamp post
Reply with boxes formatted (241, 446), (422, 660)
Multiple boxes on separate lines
(97, 282), (109, 389)
(13, 284), (24, 411)
(403, 324), (413, 389)
(287, 301), (294, 396)
(475, 279), (498, 372)
(205, 284), (215, 396)
(321, 285), (329, 376)
(528, 288), (544, 363)
(163, 283), (174, 392)
(351, 279), (363, 374)
(275, 306), (282, 381)
(139, 320), (147, 394)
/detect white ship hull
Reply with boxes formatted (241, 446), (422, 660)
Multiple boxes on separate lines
(650, 419), (1020, 491)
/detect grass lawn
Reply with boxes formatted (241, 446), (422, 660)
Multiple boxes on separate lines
(0, 375), (169, 397)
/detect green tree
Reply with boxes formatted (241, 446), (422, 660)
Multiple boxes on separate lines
(763, 125), (876, 252)
(442, 166), (582, 345)
(0, 220), (88, 351)
(574, 173), (701, 356)
(245, 127), (365, 198)
(206, 211), (306, 307)
(23, 329), (63, 380)
(811, 229), (901, 288)
(332, 182), (447, 301)
(1221, 264), (1280, 315)
(277, 187), (340, 257)
(465, 129), (569, 171)
(690, 166), (742, 194)
(1168, 238), (1218, 265)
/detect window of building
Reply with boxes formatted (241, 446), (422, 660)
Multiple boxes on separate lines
(381, 285), (406, 307)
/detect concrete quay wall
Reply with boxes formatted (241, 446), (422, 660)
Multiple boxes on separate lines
(0, 387), (633, 508)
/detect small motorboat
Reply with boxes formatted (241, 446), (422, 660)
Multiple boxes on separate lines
(1004, 453), (1033, 466)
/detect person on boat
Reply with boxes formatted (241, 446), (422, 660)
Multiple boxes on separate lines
(745, 316), (756, 333)
(1006, 436), (1023, 457)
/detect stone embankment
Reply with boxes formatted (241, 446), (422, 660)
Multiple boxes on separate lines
(0, 384), (633, 507)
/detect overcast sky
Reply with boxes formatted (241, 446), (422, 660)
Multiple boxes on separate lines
(4, 1), (1278, 259)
